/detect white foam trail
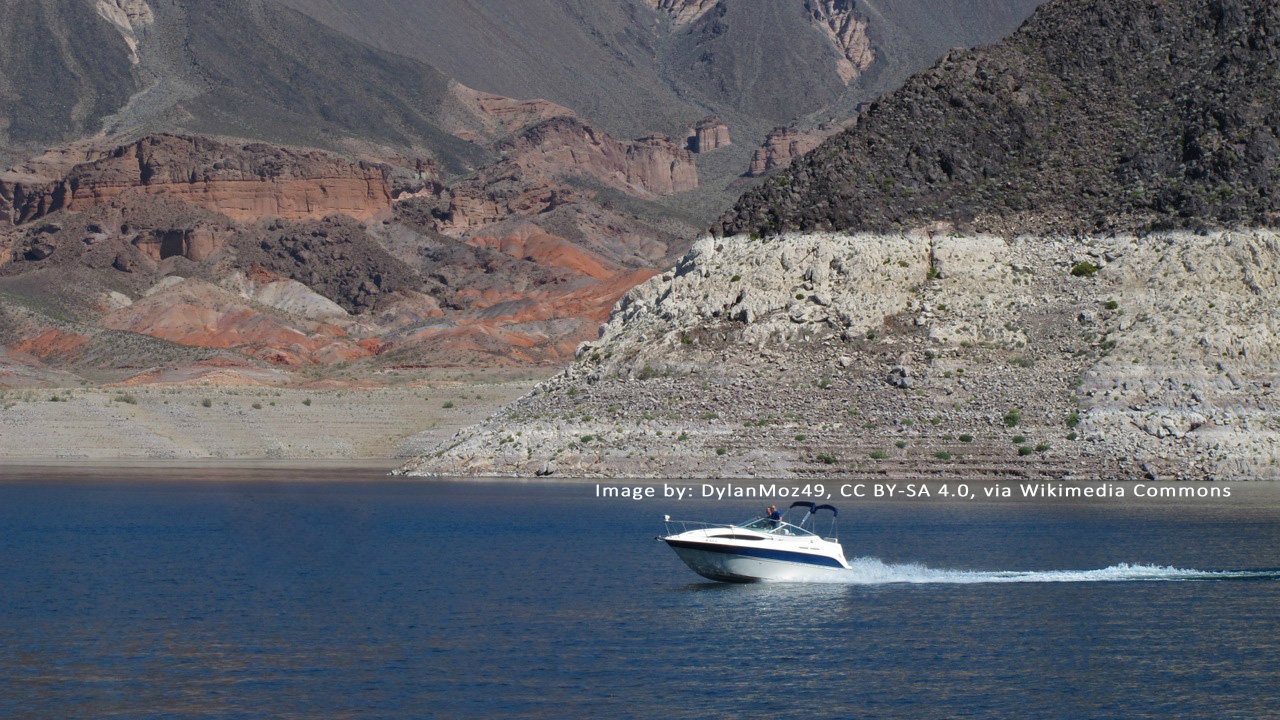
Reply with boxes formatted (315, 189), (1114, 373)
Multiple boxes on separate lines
(797, 558), (1280, 584)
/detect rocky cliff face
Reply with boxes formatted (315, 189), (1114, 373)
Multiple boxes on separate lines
(498, 118), (697, 198)
(445, 83), (576, 142)
(689, 117), (731, 153)
(806, 0), (875, 83)
(94, 0), (153, 64)
(747, 126), (828, 177)
(0, 120), (698, 381)
(646, 0), (719, 26)
(401, 230), (1280, 481)
(2, 135), (393, 227)
(720, 0), (1280, 237)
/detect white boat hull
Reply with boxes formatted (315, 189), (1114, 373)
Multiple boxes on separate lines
(665, 539), (849, 583)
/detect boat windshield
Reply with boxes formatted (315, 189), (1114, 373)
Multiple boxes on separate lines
(736, 518), (816, 536)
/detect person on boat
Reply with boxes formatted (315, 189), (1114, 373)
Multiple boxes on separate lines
(766, 504), (781, 527)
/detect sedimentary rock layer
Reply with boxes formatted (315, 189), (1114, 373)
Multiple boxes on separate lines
(2, 135), (392, 227)
(402, 231), (1280, 481)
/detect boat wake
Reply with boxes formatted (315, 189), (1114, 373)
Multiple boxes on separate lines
(799, 558), (1280, 585)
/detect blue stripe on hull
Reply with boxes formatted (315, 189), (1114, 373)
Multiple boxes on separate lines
(664, 539), (845, 568)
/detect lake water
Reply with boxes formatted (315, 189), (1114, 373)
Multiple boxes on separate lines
(3, 466), (1280, 718)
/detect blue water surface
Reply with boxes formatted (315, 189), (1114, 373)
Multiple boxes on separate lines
(2, 467), (1279, 719)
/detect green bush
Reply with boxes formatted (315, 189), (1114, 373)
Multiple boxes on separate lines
(201, 398), (212, 408)
(716, 447), (727, 456)
(580, 435), (594, 443)
(113, 394), (138, 405)
(869, 450), (889, 460)
(1066, 410), (1080, 428)
(816, 452), (837, 465)
(252, 402), (262, 410)
(794, 434), (807, 442)
(1070, 261), (1099, 277)
(894, 440), (907, 449)
(1066, 431), (1079, 441)
(1012, 435), (1027, 444)
(302, 398), (312, 406)
(442, 401), (455, 409)
(1035, 443), (1050, 453)
(934, 451), (952, 461)
(1104, 299), (1119, 310)
(1018, 446), (1034, 456)
(958, 434), (974, 443)
(1003, 409), (1022, 427)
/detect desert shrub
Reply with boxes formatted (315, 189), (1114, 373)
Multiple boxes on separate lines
(959, 434), (974, 443)
(1018, 446), (1034, 456)
(1066, 410), (1080, 428)
(1035, 443), (1050, 453)
(1003, 409), (1022, 427)
(113, 394), (137, 405)
(252, 402), (262, 410)
(1070, 261), (1099, 277)
(302, 398), (312, 406)
(894, 440), (907, 449)
(201, 398), (212, 408)
(1104, 299), (1119, 310)
(869, 450), (888, 460)
(716, 447), (727, 456)
(442, 401), (455, 409)
(1012, 435), (1026, 444)
(816, 452), (837, 464)
(934, 451), (952, 460)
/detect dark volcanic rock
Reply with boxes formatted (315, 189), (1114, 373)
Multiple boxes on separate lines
(232, 216), (420, 312)
(717, 0), (1280, 237)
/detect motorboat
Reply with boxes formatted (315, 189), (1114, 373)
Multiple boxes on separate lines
(659, 501), (851, 582)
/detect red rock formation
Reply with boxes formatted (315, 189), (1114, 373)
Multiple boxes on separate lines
(132, 227), (228, 262)
(748, 126), (826, 176)
(447, 83), (576, 140)
(102, 279), (371, 365)
(2, 135), (393, 227)
(502, 118), (697, 198)
(689, 117), (731, 153)
(466, 225), (621, 281)
(11, 328), (91, 360)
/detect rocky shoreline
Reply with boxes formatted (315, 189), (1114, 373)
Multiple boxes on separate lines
(399, 231), (1280, 481)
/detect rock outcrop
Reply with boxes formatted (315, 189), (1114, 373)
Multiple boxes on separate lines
(721, 0), (1280, 237)
(747, 126), (827, 177)
(805, 0), (875, 83)
(646, 0), (719, 25)
(689, 117), (731, 153)
(3, 135), (393, 227)
(499, 118), (697, 198)
(95, 0), (154, 64)
(401, 230), (1280, 481)
(446, 83), (577, 141)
